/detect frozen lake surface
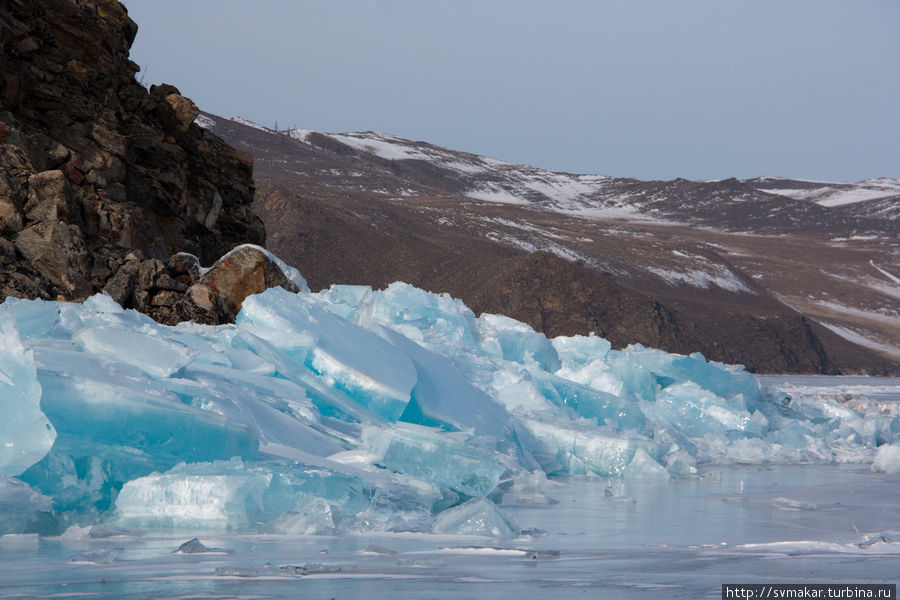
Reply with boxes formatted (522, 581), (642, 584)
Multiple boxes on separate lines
(2, 377), (898, 600)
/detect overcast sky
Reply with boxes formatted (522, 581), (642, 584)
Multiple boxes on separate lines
(123, 0), (899, 182)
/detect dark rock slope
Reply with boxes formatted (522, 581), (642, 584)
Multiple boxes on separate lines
(0, 0), (266, 317)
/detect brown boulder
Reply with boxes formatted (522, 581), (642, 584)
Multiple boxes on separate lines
(200, 245), (299, 320)
(164, 93), (200, 129)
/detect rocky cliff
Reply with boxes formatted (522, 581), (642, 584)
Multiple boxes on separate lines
(0, 0), (268, 321)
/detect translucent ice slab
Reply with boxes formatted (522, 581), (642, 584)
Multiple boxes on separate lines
(115, 458), (371, 531)
(0, 315), (55, 476)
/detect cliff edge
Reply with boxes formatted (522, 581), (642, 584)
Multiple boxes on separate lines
(0, 0), (267, 320)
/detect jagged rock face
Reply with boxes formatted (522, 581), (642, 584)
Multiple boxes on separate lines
(0, 0), (265, 306)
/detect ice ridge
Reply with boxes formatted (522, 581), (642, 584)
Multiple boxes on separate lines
(0, 274), (897, 536)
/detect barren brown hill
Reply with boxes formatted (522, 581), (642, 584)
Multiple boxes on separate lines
(202, 114), (900, 375)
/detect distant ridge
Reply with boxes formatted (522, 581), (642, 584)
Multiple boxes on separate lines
(199, 113), (900, 375)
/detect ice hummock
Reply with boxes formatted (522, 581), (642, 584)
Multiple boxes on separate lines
(0, 269), (898, 537)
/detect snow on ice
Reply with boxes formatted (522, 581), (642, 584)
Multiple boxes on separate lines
(1, 270), (899, 537)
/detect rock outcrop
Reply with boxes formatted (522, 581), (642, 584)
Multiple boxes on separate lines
(0, 0), (267, 311)
(102, 245), (300, 325)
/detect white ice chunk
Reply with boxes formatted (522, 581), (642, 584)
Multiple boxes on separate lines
(433, 497), (518, 539)
(503, 470), (562, 506)
(116, 466), (270, 530)
(664, 450), (699, 478)
(642, 381), (753, 438)
(342, 505), (434, 533)
(0, 315), (55, 476)
(81, 291), (126, 314)
(871, 444), (900, 474)
(354, 282), (480, 348)
(622, 447), (669, 480)
(771, 497), (818, 511)
(268, 497), (335, 535)
(551, 333), (612, 366)
(495, 379), (557, 413)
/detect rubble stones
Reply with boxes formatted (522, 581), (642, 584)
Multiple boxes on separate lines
(101, 247), (296, 326)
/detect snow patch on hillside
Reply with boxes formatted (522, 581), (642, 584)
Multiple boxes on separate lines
(230, 117), (272, 132)
(194, 114), (216, 129)
(870, 261), (900, 286)
(467, 185), (528, 205)
(812, 300), (900, 324)
(329, 132), (431, 161)
(647, 263), (753, 293)
(761, 178), (900, 207)
(819, 323), (900, 361)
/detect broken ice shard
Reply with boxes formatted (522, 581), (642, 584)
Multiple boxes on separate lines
(239, 288), (417, 421)
(432, 497), (518, 539)
(0, 314), (55, 477)
(173, 537), (234, 554)
(20, 344), (258, 513)
(518, 416), (647, 476)
(374, 324), (510, 438)
(362, 423), (505, 499)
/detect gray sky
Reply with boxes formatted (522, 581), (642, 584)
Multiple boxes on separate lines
(123, 0), (899, 182)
